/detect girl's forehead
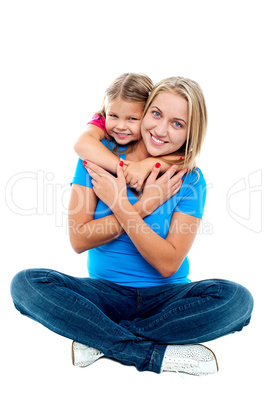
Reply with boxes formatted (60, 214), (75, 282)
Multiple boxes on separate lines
(106, 98), (144, 115)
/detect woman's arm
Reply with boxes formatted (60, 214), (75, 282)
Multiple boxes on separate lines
(74, 124), (119, 174)
(68, 163), (186, 254)
(114, 205), (200, 278)
(110, 173), (199, 278)
(68, 183), (152, 253)
(85, 161), (192, 277)
(68, 184), (124, 253)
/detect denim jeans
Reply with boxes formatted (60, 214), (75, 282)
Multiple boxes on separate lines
(10, 269), (253, 373)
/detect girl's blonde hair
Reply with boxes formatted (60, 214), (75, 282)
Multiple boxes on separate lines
(99, 73), (153, 116)
(97, 73), (153, 155)
(143, 76), (207, 170)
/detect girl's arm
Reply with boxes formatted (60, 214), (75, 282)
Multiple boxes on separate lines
(74, 124), (119, 174)
(68, 163), (186, 253)
(124, 155), (185, 192)
(85, 162), (194, 278)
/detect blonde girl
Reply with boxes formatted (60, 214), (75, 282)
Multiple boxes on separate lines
(74, 72), (153, 171)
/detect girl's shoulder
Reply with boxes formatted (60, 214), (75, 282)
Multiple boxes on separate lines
(87, 113), (106, 131)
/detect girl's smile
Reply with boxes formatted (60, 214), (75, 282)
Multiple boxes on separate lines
(105, 98), (143, 144)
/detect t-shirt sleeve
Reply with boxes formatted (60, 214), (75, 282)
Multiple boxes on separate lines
(72, 158), (93, 188)
(174, 168), (207, 219)
(87, 114), (106, 131)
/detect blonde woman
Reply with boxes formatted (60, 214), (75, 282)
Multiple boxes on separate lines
(11, 77), (253, 376)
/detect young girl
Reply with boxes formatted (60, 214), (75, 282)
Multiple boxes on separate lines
(75, 73), (185, 191)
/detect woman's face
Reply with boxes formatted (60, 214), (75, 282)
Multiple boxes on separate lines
(141, 91), (188, 156)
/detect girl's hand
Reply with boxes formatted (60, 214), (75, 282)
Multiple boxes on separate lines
(140, 163), (187, 215)
(83, 160), (127, 210)
(123, 160), (153, 192)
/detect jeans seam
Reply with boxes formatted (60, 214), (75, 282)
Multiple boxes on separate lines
(149, 344), (159, 371)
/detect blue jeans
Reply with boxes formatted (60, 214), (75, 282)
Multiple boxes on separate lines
(10, 269), (253, 373)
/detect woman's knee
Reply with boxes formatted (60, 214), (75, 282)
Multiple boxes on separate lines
(11, 269), (29, 301)
(10, 269), (49, 311)
(199, 278), (254, 330)
(219, 279), (254, 329)
(235, 282), (254, 324)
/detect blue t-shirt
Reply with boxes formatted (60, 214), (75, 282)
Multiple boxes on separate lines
(72, 140), (207, 288)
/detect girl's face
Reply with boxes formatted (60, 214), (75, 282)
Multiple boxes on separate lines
(141, 92), (188, 156)
(105, 98), (143, 144)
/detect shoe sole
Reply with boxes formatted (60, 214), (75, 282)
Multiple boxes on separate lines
(71, 341), (75, 366)
(72, 341), (104, 367)
(199, 343), (219, 372)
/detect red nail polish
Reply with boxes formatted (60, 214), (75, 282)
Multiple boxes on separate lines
(179, 156), (183, 160)
(119, 161), (124, 167)
(83, 160), (87, 166)
(155, 162), (161, 168)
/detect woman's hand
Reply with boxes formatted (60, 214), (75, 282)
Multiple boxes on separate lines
(83, 160), (127, 210)
(140, 163), (188, 215)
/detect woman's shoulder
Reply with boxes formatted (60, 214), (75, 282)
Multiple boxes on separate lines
(173, 167), (206, 219)
(184, 167), (206, 187)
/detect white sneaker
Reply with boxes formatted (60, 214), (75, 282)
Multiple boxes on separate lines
(72, 341), (104, 367)
(161, 344), (219, 376)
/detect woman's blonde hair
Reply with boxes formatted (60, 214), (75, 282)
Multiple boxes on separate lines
(143, 76), (207, 170)
(97, 73), (153, 155)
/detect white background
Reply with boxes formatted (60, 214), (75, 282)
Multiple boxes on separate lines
(1, 0), (266, 401)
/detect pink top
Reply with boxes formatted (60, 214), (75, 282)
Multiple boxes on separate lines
(87, 114), (106, 131)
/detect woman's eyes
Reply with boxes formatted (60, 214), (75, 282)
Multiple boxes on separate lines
(173, 121), (182, 128)
(152, 111), (183, 128)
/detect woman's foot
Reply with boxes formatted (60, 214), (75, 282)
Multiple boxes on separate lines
(161, 344), (219, 376)
(72, 341), (104, 367)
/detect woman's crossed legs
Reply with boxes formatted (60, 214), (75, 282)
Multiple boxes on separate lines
(10, 269), (253, 373)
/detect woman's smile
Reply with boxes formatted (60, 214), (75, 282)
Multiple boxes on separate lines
(141, 92), (189, 157)
(149, 132), (168, 146)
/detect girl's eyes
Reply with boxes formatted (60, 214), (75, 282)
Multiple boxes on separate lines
(108, 115), (138, 121)
(152, 111), (160, 117)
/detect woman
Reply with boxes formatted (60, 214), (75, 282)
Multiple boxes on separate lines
(10, 77), (253, 376)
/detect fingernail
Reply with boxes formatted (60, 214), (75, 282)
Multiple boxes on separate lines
(155, 162), (161, 168)
(179, 156), (183, 160)
(83, 160), (87, 166)
(119, 161), (124, 167)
